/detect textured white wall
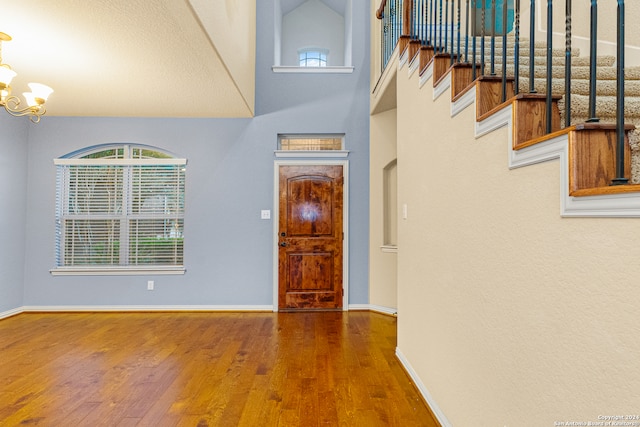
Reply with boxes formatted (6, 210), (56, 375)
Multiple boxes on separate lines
(389, 57), (640, 426)
(281, 0), (345, 66)
(369, 109), (398, 311)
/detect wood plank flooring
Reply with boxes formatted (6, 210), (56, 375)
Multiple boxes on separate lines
(0, 311), (439, 426)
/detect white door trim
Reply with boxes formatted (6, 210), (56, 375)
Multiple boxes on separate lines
(273, 159), (350, 311)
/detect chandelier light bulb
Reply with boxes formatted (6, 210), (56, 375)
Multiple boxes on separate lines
(0, 65), (16, 87)
(0, 32), (52, 123)
(27, 82), (54, 103)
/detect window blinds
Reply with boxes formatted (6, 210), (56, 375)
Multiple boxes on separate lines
(54, 158), (186, 268)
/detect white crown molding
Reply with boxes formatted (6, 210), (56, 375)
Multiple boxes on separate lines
(395, 347), (453, 427)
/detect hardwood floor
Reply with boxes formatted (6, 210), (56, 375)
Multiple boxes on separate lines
(0, 311), (439, 426)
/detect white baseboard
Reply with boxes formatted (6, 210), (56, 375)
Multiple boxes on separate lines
(348, 304), (397, 316)
(5, 304), (398, 318)
(395, 347), (453, 427)
(19, 305), (274, 313)
(0, 306), (23, 320)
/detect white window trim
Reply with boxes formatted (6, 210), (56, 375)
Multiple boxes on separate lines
(272, 66), (354, 74)
(51, 149), (187, 276)
(50, 266), (186, 276)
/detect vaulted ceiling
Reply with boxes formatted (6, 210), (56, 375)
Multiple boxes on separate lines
(0, 0), (256, 118)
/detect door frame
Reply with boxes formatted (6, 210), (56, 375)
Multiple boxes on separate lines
(272, 159), (349, 311)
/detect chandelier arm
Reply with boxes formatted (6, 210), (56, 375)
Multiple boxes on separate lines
(3, 94), (45, 121)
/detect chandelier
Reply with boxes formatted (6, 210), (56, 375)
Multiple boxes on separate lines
(0, 32), (53, 123)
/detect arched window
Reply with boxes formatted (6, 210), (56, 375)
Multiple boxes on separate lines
(298, 48), (328, 67)
(52, 144), (186, 275)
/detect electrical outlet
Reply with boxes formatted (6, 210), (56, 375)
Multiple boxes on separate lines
(147, 280), (154, 290)
(261, 209), (271, 219)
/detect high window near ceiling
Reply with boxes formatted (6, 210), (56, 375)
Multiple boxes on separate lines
(273, 0), (353, 72)
(52, 144), (186, 275)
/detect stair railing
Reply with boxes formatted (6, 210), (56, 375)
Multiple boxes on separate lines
(464, 0), (470, 64)
(514, 0), (520, 95)
(501, 0), (508, 101)
(545, 0), (553, 133)
(587, 0), (599, 122)
(528, 0), (536, 93)
(377, 0), (403, 71)
(452, 0), (461, 66)
(376, 0), (630, 186)
(612, 0), (628, 185)
(564, 0), (572, 127)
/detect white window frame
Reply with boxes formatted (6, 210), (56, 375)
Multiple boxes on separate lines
(298, 48), (329, 67)
(51, 145), (187, 276)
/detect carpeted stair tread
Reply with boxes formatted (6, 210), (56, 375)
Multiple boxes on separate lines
(485, 54), (615, 67)
(516, 78), (640, 97)
(490, 64), (640, 80)
(566, 94), (640, 119)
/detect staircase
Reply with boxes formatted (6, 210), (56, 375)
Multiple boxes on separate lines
(377, 0), (640, 199)
(486, 38), (640, 183)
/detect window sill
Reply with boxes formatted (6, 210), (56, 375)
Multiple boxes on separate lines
(380, 245), (398, 253)
(272, 66), (354, 74)
(50, 266), (186, 276)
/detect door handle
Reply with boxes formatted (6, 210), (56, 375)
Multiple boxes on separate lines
(280, 242), (288, 247)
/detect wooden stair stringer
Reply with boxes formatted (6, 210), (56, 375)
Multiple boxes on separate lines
(400, 56), (640, 217)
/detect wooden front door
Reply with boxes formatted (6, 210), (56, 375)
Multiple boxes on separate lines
(278, 165), (344, 310)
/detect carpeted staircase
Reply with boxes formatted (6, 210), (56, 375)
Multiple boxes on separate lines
(476, 36), (640, 183)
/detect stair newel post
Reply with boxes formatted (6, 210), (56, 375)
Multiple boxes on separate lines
(587, 0), (599, 122)
(514, 0), (520, 95)
(472, 0), (478, 78)
(564, 0), (572, 128)
(501, 0), (508, 102)
(481, 1), (486, 75)
(529, 0), (537, 93)
(490, 0), (496, 76)
(612, 0), (629, 185)
(545, 0), (553, 134)
(464, 0), (469, 63)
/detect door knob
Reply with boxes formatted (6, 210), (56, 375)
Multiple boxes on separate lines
(280, 242), (288, 247)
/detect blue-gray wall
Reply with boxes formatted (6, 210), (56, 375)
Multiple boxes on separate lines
(15, 0), (370, 309)
(0, 115), (28, 314)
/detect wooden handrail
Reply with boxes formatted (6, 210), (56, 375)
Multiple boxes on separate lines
(376, 0), (387, 19)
